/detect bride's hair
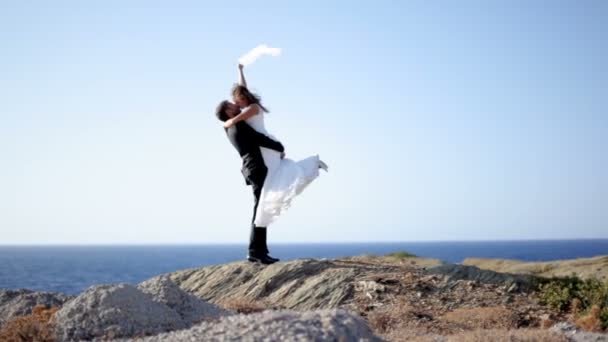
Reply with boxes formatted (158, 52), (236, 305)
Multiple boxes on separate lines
(215, 100), (230, 122)
(232, 85), (269, 113)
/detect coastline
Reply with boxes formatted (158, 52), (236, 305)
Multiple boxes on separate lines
(1, 253), (607, 341)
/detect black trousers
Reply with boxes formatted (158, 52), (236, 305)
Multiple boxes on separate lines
(251, 180), (263, 226)
(247, 168), (267, 255)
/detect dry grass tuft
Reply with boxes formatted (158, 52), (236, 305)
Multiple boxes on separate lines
(218, 297), (269, 314)
(570, 297), (582, 315)
(539, 315), (554, 329)
(0, 305), (59, 342)
(442, 306), (519, 330)
(367, 298), (421, 334)
(575, 305), (603, 332)
(367, 310), (399, 334)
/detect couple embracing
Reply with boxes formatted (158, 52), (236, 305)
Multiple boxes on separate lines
(215, 64), (328, 265)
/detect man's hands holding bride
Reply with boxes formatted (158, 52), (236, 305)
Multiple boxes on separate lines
(223, 118), (236, 128)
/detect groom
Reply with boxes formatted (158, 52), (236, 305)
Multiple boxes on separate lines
(215, 100), (283, 265)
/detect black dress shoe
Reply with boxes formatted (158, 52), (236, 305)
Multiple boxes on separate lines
(265, 254), (280, 262)
(246, 253), (277, 265)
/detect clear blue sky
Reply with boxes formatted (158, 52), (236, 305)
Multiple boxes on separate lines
(1, 1), (606, 244)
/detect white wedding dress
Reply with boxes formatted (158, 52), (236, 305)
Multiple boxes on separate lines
(244, 105), (322, 227)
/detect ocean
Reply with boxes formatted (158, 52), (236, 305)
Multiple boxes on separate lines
(1, 240), (606, 295)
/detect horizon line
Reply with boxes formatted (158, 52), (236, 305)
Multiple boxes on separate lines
(1, 237), (608, 247)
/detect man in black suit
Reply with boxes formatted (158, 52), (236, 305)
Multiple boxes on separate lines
(215, 100), (283, 265)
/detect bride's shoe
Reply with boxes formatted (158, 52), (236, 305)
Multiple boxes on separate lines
(318, 159), (329, 172)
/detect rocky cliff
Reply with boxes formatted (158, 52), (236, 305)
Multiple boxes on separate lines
(1, 254), (607, 341)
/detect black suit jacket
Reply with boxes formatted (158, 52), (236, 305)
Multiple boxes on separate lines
(225, 121), (284, 186)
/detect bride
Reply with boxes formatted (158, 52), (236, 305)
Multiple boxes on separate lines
(223, 64), (328, 228)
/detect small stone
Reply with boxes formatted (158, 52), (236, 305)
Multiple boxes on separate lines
(356, 280), (386, 293)
(539, 314), (554, 329)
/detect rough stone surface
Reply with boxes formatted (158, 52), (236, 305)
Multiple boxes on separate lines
(114, 309), (384, 342)
(424, 263), (536, 292)
(551, 322), (608, 342)
(0, 288), (73, 328)
(53, 283), (186, 341)
(4, 255), (607, 341)
(464, 255), (608, 281)
(137, 274), (232, 324)
(168, 258), (407, 310)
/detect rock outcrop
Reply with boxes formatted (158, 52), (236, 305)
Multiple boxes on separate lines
(463, 255), (608, 281)
(551, 321), (608, 342)
(53, 283), (185, 341)
(424, 263), (536, 292)
(165, 256), (581, 340)
(137, 274), (232, 325)
(168, 257), (541, 313)
(113, 309), (384, 342)
(53, 278), (230, 341)
(0, 288), (72, 328)
(168, 258), (409, 310)
(2, 254), (607, 341)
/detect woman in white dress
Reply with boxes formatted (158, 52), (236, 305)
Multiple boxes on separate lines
(223, 64), (328, 229)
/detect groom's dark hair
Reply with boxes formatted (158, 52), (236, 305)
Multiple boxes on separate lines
(215, 100), (230, 122)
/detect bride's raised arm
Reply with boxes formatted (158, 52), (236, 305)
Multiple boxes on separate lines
(238, 64), (247, 88)
(223, 64), (264, 127)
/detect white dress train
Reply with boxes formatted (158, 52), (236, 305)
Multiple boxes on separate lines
(244, 106), (321, 227)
